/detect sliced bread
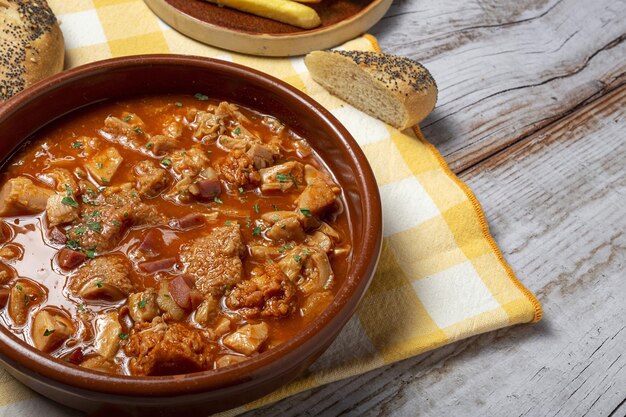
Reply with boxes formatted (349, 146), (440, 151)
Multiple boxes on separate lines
(304, 50), (437, 130)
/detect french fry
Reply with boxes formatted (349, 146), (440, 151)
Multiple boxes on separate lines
(205, 0), (322, 29)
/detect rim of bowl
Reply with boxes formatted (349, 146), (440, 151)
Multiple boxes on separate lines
(0, 55), (382, 397)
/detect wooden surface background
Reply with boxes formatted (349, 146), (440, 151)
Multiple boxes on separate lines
(246, 0), (626, 416)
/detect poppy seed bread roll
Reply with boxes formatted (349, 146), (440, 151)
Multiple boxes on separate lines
(0, 0), (64, 101)
(305, 50), (438, 130)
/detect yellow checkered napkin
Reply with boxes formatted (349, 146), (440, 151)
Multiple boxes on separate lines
(0, 1), (542, 415)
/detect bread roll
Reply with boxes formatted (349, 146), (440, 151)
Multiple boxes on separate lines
(305, 50), (438, 130)
(0, 0), (64, 101)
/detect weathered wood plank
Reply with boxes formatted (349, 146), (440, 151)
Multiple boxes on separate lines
(245, 83), (626, 416)
(371, 0), (626, 172)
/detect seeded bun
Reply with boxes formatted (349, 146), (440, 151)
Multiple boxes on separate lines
(0, 0), (64, 101)
(305, 50), (437, 130)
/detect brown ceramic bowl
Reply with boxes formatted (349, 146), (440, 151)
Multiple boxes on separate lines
(0, 56), (382, 415)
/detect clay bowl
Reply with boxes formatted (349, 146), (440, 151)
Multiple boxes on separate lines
(0, 55), (382, 415)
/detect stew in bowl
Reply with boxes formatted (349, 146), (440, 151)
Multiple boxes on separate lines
(0, 94), (351, 376)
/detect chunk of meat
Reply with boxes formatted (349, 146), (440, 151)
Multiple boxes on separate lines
(296, 183), (336, 218)
(101, 115), (145, 149)
(138, 257), (177, 273)
(216, 354), (246, 369)
(31, 310), (74, 353)
(136, 229), (163, 257)
(70, 255), (133, 301)
(94, 312), (122, 359)
(0, 177), (54, 216)
(169, 147), (211, 178)
(277, 246), (311, 281)
(156, 281), (185, 321)
(299, 249), (334, 296)
(38, 168), (79, 195)
(174, 213), (206, 230)
(162, 116), (183, 139)
(266, 217), (305, 242)
(168, 275), (203, 311)
(216, 149), (261, 189)
(259, 161), (304, 193)
(190, 110), (221, 141)
(9, 279), (45, 325)
(188, 167), (221, 200)
(226, 263), (297, 318)
(67, 185), (166, 252)
(128, 289), (160, 323)
(222, 322), (269, 356)
(133, 160), (169, 198)
(295, 165), (339, 217)
(246, 143), (275, 170)
(49, 227), (67, 245)
(125, 319), (214, 376)
(57, 248), (88, 269)
(300, 291), (334, 320)
(86, 147), (123, 185)
(80, 355), (118, 373)
(180, 226), (245, 297)
(148, 135), (178, 155)
(46, 194), (80, 227)
(194, 297), (220, 327)
(305, 231), (334, 253)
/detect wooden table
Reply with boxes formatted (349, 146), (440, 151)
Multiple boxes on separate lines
(246, 1), (626, 416)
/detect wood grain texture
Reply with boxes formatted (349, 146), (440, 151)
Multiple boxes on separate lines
(371, 0), (626, 173)
(244, 54), (626, 417)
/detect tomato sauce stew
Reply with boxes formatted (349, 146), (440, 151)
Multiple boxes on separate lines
(0, 95), (351, 376)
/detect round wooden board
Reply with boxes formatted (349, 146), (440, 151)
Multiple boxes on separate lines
(143, 0), (392, 56)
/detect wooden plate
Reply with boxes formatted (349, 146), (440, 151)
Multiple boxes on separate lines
(143, 0), (392, 56)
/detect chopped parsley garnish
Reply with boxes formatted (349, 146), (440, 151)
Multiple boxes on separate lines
(224, 220), (232, 226)
(253, 203), (259, 214)
(123, 114), (133, 121)
(276, 173), (289, 183)
(16, 285), (22, 291)
(272, 204), (279, 211)
(278, 244), (292, 253)
(23, 294), (29, 305)
(238, 187), (244, 194)
(97, 162), (103, 169)
(133, 127), (144, 134)
(161, 158), (172, 166)
(85, 249), (96, 259)
(289, 173), (298, 189)
(213, 196), (223, 204)
(61, 196), (79, 208)
(91, 210), (101, 218)
(194, 93), (209, 101)
(86, 221), (102, 233)
(299, 208), (312, 217)
(252, 226), (262, 236)
(138, 298), (147, 309)
(118, 333), (129, 340)
(206, 150), (212, 154)
(101, 177), (109, 183)
(78, 304), (85, 311)
(72, 141), (82, 149)
(74, 225), (86, 235)
(67, 240), (80, 250)
(293, 255), (302, 263)
(175, 102), (183, 107)
(95, 280), (103, 288)
(111, 220), (121, 227)
(233, 127), (241, 135)
(65, 184), (73, 195)
(146, 142), (153, 149)
(43, 329), (55, 337)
